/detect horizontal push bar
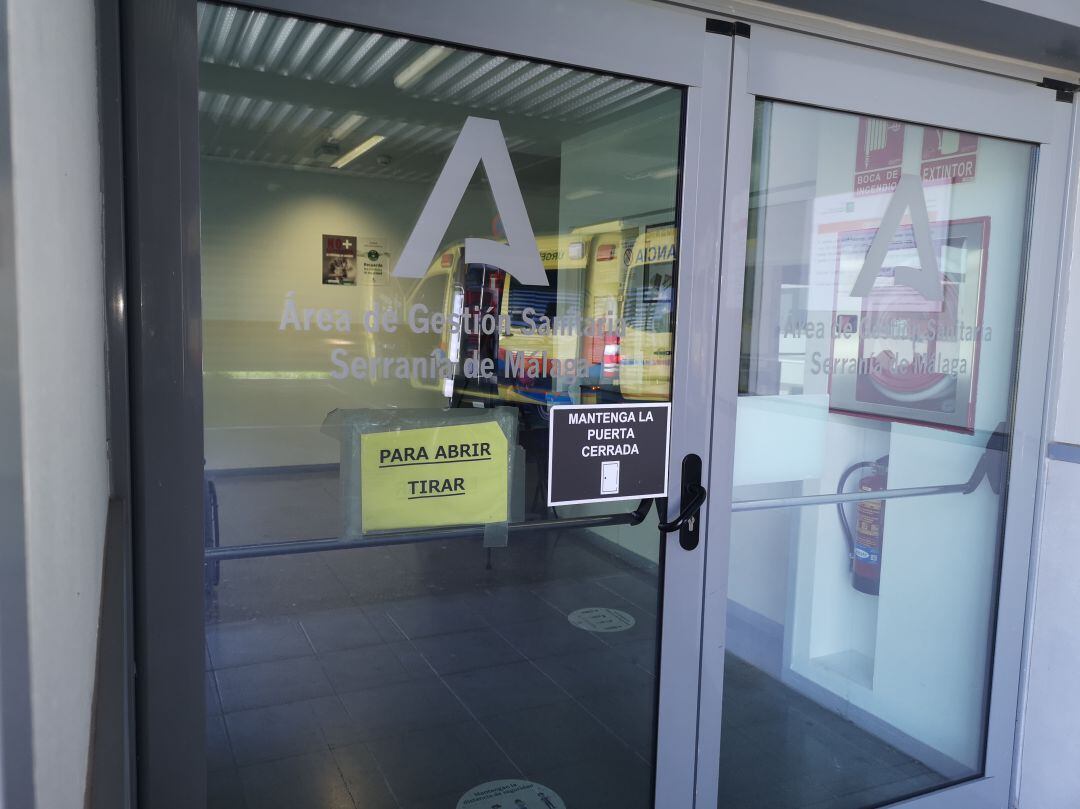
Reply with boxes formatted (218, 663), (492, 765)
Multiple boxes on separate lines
(731, 481), (969, 513)
(205, 499), (655, 561)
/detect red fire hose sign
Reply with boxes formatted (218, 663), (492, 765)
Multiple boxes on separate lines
(853, 117), (905, 197)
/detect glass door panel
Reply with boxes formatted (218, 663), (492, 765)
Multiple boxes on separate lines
(718, 100), (1034, 808)
(197, 4), (684, 808)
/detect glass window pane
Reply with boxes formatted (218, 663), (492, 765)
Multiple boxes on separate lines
(721, 100), (1034, 809)
(197, 3), (682, 807)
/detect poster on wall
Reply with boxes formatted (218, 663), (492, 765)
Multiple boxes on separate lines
(853, 117), (905, 197)
(827, 216), (991, 432)
(322, 234), (357, 285)
(358, 237), (389, 285)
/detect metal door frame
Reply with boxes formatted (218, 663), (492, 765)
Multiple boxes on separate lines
(696, 24), (1077, 809)
(117, 1), (736, 806)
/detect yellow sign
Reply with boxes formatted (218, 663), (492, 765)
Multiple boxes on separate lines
(360, 422), (508, 532)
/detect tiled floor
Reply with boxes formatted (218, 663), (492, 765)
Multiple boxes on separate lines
(204, 470), (948, 809)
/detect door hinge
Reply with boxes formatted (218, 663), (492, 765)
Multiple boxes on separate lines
(1038, 77), (1079, 103)
(706, 18), (750, 38)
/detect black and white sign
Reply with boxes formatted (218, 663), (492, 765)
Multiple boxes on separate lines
(547, 402), (670, 506)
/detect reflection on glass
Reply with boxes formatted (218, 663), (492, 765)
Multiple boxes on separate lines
(197, 2), (682, 807)
(721, 101), (1034, 809)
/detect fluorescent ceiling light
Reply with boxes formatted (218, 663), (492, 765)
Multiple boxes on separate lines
(649, 166), (679, 180)
(572, 220), (624, 235)
(330, 113), (365, 142)
(566, 188), (601, 201)
(331, 135), (385, 169)
(394, 45), (452, 89)
(624, 165), (680, 181)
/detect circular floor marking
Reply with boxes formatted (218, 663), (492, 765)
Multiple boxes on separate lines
(567, 606), (636, 633)
(457, 779), (566, 809)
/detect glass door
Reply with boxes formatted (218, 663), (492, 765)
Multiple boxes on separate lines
(183, 4), (726, 809)
(698, 26), (1070, 809)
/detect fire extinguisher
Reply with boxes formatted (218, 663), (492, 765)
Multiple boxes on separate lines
(837, 455), (889, 596)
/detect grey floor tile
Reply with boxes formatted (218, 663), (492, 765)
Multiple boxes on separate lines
(734, 773), (836, 808)
(484, 700), (624, 773)
(541, 540), (634, 581)
(206, 670), (222, 716)
(799, 792), (891, 809)
(576, 684), (657, 760)
(414, 628), (524, 675)
(375, 594), (488, 639)
(533, 647), (654, 697)
(816, 715), (919, 768)
(208, 767), (246, 809)
(716, 656), (953, 809)
(611, 639), (659, 676)
(337, 572), (441, 605)
(718, 728), (782, 799)
(525, 746), (653, 809)
(207, 553), (354, 623)
(320, 642), (435, 693)
(207, 713), (235, 771)
(893, 759), (935, 778)
(338, 680), (470, 741)
(360, 608), (409, 643)
(398, 789), (475, 809)
(298, 606), (384, 653)
(531, 579), (633, 614)
(239, 750), (356, 809)
(721, 687), (807, 730)
(322, 546), (451, 604)
(742, 716), (866, 788)
(331, 743), (398, 809)
(832, 772), (950, 807)
(500, 615), (604, 659)
(464, 587), (564, 626)
(369, 721), (518, 804)
(215, 656), (334, 713)
(206, 617), (313, 669)
(443, 661), (569, 719)
(594, 573), (660, 615)
(225, 696), (351, 765)
(322, 546), (424, 585)
(205, 470), (948, 809)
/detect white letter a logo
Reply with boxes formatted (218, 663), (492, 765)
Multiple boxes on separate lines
(851, 173), (942, 301)
(393, 117), (547, 286)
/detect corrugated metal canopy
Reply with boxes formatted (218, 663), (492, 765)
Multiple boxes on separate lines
(196, 2), (671, 183)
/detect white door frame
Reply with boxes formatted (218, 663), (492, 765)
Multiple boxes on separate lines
(697, 23), (1076, 809)
(180, 2), (735, 807)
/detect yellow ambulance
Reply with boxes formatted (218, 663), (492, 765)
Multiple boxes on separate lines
(616, 226), (676, 401)
(402, 244), (464, 396)
(494, 229), (635, 405)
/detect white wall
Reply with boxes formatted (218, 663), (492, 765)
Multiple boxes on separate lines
(1017, 107), (1080, 808)
(201, 160), (465, 469)
(7, 1), (107, 808)
(201, 158), (563, 470)
(1019, 458), (1080, 808)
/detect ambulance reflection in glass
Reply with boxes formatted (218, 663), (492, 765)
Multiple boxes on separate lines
(401, 225), (677, 408)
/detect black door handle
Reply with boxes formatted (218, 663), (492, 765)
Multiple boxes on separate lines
(658, 454), (706, 550)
